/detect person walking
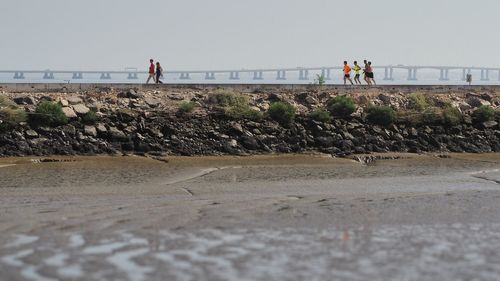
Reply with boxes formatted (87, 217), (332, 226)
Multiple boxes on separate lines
(343, 61), (354, 85)
(367, 61), (376, 85)
(155, 62), (164, 84)
(146, 59), (156, 84)
(353, 61), (362, 85)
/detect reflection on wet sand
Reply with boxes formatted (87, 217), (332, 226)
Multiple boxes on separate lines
(1, 153), (500, 280)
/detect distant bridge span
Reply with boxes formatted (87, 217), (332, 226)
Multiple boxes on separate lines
(1, 65), (499, 82)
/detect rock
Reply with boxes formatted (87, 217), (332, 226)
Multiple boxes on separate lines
(84, 125), (97, 137)
(127, 89), (143, 99)
(108, 127), (128, 141)
(482, 121), (498, 129)
(13, 96), (36, 105)
(72, 104), (90, 115)
(239, 136), (259, 150)
(467, 97), (491, 108)
(96, 123), (107, 134)
(59, 99), (69, 107)
(268, 93), (283, 102)
(67, 96), (83, 105)
(305, 96), (318, 104)
(458, 102), (472, 112)
(144, 97), (161, 107)
(228, 139), (238, 147)
(25, 129), (38, 138)
(62, 107), (78, 118)
(230, 122), (244, 134)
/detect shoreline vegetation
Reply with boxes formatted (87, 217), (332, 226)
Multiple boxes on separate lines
(0, 86), (499, 158)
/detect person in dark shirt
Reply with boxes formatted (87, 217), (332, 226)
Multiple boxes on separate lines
(155, 62), (163, 84)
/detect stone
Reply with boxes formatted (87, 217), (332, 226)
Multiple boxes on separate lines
(72, 104), (90, 115)
(239, 136), (259, 150)
(305, 96), (317, 104)
(59, 99), (69, 107)
(13, 96), (36, 105)
(467, 97), (491, 108)
(62, 107), (77, 118)
(228, 139), (238, 147)
(84, 125), (97, 137)
(230, 122), (244, 134)
(482, 121), (498, 129)
(108, 127), (127, 141)
(67, 96), (83, 105)
(127, 89), (143, 99)
(96, 123), (107, 134)
(25, 129), (38, 138)
(144, 97), (161, 107)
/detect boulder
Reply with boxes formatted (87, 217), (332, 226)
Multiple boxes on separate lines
(467, 97), (491, 108)
(482, 121), (498, 129)
(108, 127), (128, 141)
(67, 96), (83, 105)
(62, 107), (77, 118)
(25, 129), (38, 139)
(96, 123), (107, 135)
(144, 97), (161, 107)
(72, 104), (90, 115)
(84, 125), (97, 137)
(13, 96), (36, 105)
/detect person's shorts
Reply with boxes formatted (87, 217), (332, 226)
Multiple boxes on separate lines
(367, 72), (374, 79)
(344, 74), (350, 78)
(354, 74), (360, 79)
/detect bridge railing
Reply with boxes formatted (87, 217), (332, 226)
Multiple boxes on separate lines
(1, 66), (500, 82)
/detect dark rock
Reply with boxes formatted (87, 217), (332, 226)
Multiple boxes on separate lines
(13, 96), (36, 105)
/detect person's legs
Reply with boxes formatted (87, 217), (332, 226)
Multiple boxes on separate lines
(364, 74), (370, 85)
(344, 76), (347, 85)
(348, 76), (354, 85)
(146, 74), (152, 84)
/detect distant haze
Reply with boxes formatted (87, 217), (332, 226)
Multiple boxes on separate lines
(1, 0), (498, 71)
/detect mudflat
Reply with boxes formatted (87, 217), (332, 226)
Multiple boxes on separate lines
(1, 153), (500, 280)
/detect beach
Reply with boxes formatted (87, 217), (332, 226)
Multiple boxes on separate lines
(1, 153), (500, 280)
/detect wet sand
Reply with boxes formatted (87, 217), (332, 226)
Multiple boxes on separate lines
(1, 153), (500, 280)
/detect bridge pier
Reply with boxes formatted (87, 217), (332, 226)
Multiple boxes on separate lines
(253, 71), (263, 80)
(498, 70), (500, 81)
(205, 72), (215, 80)
(13, 72), (25, 79)
(407, 68), (417, 81)
(276, 70), (286, 80)
(439, 69), (449, 81)
(299, 69), (309, 80)
(43, 72), (54, 79)
(179, 72), (191, 80)
(383, 67), (394, 80)
(229, 71), (240, 80)
(321, 68), (331, 80)
(127, 73), (138, 80)
(462, 68), (472, 81)
(100, 73), (111, 80)
(72, 72), (83, 79)
(480, 69), (489, 81)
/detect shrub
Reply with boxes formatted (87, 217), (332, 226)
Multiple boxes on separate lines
(81, 110), (99, 124)
(309, 108), (331, 122)
(396, 110), (422, 125)
(422, 107), (443, 125)
(408, 93), (434, 111)
(0, 96), (27, 126)
(314, 74), (326, 86)
(209, 89), (248, 108)
(327, 96), (357, 117)
(179, 101), (196, 113)
(472, 105), (495, 123)
(366, 105), (396, 126)
(30, 101), (68, 127)
(442, 106), (462, 126)
(268, 102), (296, 124)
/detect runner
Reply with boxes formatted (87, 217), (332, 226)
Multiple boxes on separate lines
(343, 61), (354, 85)
(353, 61), (362, 85)
(363, 60), (371, 85)
(367, 61), (376, 85)
(146, 59), (156, 84)
(155, 62), (164, 84)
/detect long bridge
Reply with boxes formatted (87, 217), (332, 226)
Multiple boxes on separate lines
(1, 65), (500, 83)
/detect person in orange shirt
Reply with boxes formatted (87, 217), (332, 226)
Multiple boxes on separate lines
(343, 61), (354, 85)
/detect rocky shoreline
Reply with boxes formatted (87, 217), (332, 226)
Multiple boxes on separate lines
(1, 86), (499, 157)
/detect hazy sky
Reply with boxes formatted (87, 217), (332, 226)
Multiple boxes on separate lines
(1, 0), (498, 71)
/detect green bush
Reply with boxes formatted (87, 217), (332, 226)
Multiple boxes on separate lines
(442, 106), (463, 126)
(366, 105), (396, 126)
(314, 74), (326, 86)
(30, 101), (68, 127)
(81, 110), (99, 124)
(309, 108), (331, 122)
(209, 89), (248, 108)
(472, 105), (495, 123)
(408, 93), (434, 111)
(327, 96), (356, 117)
(0, 96), (27, 126)
(179, 101), (196, 113)
(422, 107), (443, 125)
(396, 110), (422, 125)
(268, 102), (296, 124)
